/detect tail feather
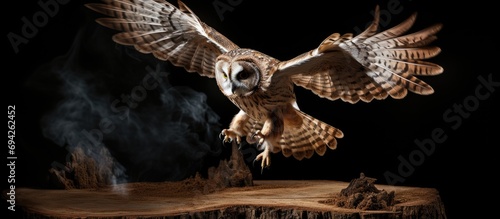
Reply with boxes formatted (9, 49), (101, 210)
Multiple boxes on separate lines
(276, 110), (343, 160)
(242, 109), (343, 161)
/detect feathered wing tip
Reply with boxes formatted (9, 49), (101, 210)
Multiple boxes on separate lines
(177, 0), (195, 14)
(287, 6), (443, 104)
(352, 5), (381, 43)
(346, 6), (444, 99)
(85, 0), (238, 78)
(84, 0), (192, 57)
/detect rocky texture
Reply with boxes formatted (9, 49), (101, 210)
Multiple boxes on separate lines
(48, 142), (252, 191)
(333, 173), (396, 210)
(206, 141), (253, 189)
(48, 147), (112, 189)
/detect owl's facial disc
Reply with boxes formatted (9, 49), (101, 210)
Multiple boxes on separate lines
(231, 61), (260, 96)
(215, 61), (233, 96)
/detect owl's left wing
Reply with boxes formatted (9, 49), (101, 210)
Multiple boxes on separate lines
(276, 6), (443, 103)
(85, 0), (239, 78)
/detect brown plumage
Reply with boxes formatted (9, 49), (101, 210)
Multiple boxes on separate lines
(86, 0), (443, 170)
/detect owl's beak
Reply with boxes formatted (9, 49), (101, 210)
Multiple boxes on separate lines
(231, 85), (246, 96)
(231, 86), (239, 95)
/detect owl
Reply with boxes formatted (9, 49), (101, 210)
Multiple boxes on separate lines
(86, 0), (443, 170)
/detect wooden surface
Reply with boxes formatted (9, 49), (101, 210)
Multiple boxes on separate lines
(14, 180), (446, 218)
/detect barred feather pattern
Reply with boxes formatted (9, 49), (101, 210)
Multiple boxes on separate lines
(85, 0), (238, 78)
(288, 6), (443, 104)
(87, 1), (444, 166)
(242, 109), (344, 160)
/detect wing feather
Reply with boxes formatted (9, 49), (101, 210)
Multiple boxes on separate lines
(86, 0), (239, 78)
(277, 6), (443, 103)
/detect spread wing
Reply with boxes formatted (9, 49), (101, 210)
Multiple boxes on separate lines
(85, 0), (239, 78)
(277, 6), (443, 103)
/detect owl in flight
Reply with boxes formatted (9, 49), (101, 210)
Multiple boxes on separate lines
(86, 0), (443, 170)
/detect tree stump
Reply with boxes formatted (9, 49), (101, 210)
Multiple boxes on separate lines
(9, 143), (446, 218)
(13, 179), (445, 218)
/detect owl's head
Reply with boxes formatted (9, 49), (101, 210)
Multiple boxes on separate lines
(215, 53), (261, 97)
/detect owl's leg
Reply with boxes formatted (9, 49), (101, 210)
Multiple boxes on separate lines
(250, 113), (283, 146)
(255, 141), (271, 172)
(252, 115), (283, 171)
(220, 110), (249, 145)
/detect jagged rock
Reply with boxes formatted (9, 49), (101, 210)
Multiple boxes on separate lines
(335, 173), (396, 210)
(48, 146), (111, 189)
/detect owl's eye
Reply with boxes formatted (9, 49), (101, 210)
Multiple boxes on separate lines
(222, 72), (228, 79)
(237, 70), (251, 80)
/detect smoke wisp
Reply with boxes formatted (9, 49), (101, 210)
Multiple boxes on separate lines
(37, 25), (222, 184)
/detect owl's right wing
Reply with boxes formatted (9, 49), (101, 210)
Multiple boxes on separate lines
(85, 0), (239, 78)
(276, 6), (443, 104)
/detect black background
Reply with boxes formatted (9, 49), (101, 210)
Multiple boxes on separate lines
(3, 0), (498, 218)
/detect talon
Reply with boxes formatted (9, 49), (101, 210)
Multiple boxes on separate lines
(255, 144), (271, 174)
(261, 165), (270, 174)
(251, 130), (266, 145)
(220, 129), (241, 145)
